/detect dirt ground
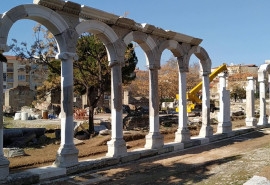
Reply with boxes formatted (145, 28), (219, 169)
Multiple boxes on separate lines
(7, 117), (245, 171)
(5, 115), (270, 184)
(83, 129), (270, 185)
(35, 122), (270, 185)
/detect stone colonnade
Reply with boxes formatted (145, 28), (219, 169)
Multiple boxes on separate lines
(0, 0), (268, 180)
(244, 61), (270, 128)
(257, 61), (270, 126)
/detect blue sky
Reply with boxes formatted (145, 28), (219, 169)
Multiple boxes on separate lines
(1, 0), (270, 70)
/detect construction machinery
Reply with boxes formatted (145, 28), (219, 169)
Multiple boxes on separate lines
(176, 63), (227, 114)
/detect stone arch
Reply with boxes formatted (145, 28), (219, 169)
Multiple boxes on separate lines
(258, 63), (270, 82)
(187, 46), (211, 74)
(158, 39), (186, 70)
(257, 63), (270, 126)
(75, 20), (123, 64)
(0, 4), (69, 52)
(123, 31), (157, 68)
(158, 40), (184, 59)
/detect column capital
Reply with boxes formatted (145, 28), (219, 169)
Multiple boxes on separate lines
(218, 72), (226, 78)
(56, 52), (78, 61)
(177, 57), (189, 72)
(258, 79), (265, 83)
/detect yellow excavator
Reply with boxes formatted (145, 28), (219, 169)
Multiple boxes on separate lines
(176, 63), (227, 114)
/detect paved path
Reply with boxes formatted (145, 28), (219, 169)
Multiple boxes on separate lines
(39, 128), (270, 185)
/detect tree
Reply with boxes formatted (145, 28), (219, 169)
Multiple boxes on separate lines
(158, 57), (178, 102)
(125, 70), (148, 97)
(186, 61), (201, 91)
(9, 24), (60, 97)
(230, 86), (246, 102)
(10, 25), (138, 137)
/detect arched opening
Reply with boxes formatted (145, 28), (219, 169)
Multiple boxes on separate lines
(0, 4), (78, 170)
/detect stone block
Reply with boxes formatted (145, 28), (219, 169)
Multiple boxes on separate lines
(157, 145), (174, 154)
(26, 166), (66, 180)
(3, 148), (25, 158)
(165, 142), (184, 151)
(208, 134), (227, 142)
(133, 148), (158, 158)
(183, 140), (195, 148)
(191, 137), (209, 145)
(120, 152), (141, 163)
(224, 131), (235, 138)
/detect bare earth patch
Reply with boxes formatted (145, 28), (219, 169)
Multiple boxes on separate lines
(7, 118), (245, 172)
(6, 117), (269, 184)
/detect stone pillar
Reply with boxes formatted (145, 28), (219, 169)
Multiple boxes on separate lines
(106, 61), (127, 157)
(145, 65), (164, 149)
(245, 77), (257, 126)
(54, 52), (79, 167)
(199, 72), (213, 137)
(175, 70), (190, 142)
(258, 79), (268, 125)
(217, 73), (232, 133)
(0, 59), (10, 179)
(269, 74), (270, 124)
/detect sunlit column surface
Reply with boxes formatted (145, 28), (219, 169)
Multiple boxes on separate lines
(217, 72), (232, 133)
(258, 79), (268, 126)
(245, 77), (257, 126)
(145, 65), (164, 149)
(106, 61), (127, 157)
(199, 72), (213, 137)
(54, 52), (79, 167)
(175, 70), (190, 142)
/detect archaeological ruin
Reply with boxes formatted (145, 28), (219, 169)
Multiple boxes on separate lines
(0, 0), (269, 183)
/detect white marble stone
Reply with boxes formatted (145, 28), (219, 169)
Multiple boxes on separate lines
(217, 73), (232, 133)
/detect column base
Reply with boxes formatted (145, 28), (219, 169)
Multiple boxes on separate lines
(54, 144), (79, 168)
(258, 116), (268, 126)
(245, 117), (257, 127)
(199, 125), (213, 137)
(0, 156), (9, 180)
(217, 121), (232, 133)
(175, 127), (190, 142)
(144, 132), (164, 149)
(106, 138), (127, 157)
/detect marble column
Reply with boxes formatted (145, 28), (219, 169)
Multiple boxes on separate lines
(0, 59), (10, 179)
(106, 61), (127, 157)
(217, 73), (232, 133)
(268, 74), (270, 124)
(54, 52), (79, 167)
(145, 65), (164, 149)
(245, 77), (257, 126)
(258, 79), (268, 126)
(175, 69), (190, 142)
(199, 72), (213, 137)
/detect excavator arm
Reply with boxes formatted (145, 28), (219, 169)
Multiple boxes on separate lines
(186, 63), (227, 113)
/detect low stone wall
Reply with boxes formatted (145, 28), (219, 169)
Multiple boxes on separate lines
(0, 126), (259, 185)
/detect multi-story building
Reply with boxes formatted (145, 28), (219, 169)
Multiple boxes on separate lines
(3, 55), (48, 92)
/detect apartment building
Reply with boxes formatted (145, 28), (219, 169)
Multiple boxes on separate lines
(3, 55), (48, 92)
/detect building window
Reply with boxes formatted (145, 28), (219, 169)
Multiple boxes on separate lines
(18, 75), (26, 81)
(3, 73), (6, 81)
